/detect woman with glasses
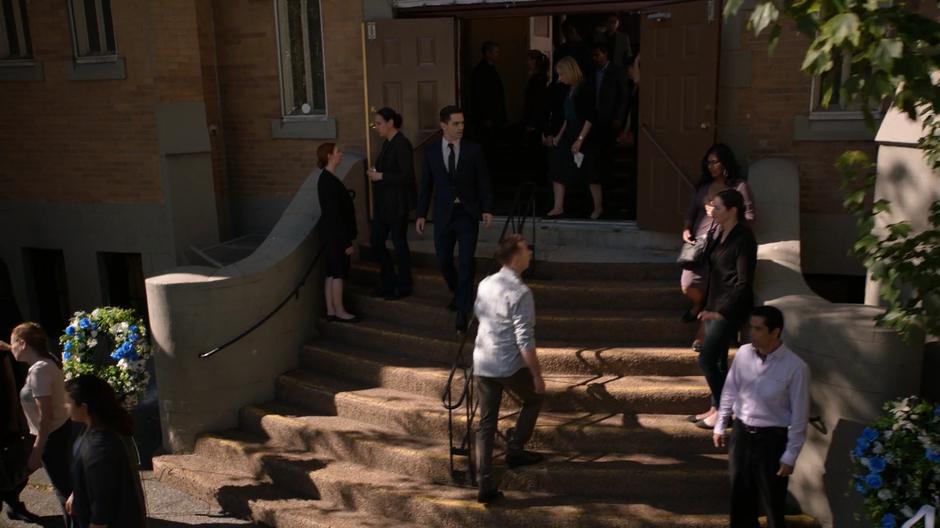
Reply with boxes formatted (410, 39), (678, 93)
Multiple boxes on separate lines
(680, 144), (755, 425)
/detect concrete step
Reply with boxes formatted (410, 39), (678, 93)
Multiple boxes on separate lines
(312, 325), (703, 377)
(348, 262), (689, 310)
(327, 296), (699, 346)
(152, 454), (424, 528)
(277, 364), (711, 417)
(194, 428), (728, 500)
(241, 398), (717, 459)
(358, 243), (681, 282)
(153, 453), (731, 527)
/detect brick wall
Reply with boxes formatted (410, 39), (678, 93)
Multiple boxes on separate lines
(212, 0), (366, 202)
(722, 17), (878, 215)
(0, 0), (164, 204)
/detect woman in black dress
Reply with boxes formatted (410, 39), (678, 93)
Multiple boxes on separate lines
(544, 56), (600, 219)
(693, 188), (757, 430)
(65, 375), (146, 528)
(317, 142), (360, 322)
(368, 107), (414, 300)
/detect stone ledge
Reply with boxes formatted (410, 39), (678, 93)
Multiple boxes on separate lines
(65, 57), (127, 81)
(0, 60), (43, 81)
(271, 117), (337, 140)
(792, 114), (878, 141)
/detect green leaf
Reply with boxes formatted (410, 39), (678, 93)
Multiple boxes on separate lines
(768, 24), (782, 55)
(750, 2), (781, 35)
(872, 199), (891, 214)
(825, 13), (862, 47)
(870, 39), (904, 72)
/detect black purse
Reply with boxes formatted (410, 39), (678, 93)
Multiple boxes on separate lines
(677, 224), (716, 270)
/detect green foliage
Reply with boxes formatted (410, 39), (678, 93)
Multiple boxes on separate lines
(726, 0), (940, 341)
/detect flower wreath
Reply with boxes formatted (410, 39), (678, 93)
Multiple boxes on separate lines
(59, 307), (152, 409)
(851, 395), (940, 528)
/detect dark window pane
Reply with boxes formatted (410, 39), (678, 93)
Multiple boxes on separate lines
(101, 0), (114, 52)
(18, 0), (31, 56)
(2, 0), (18, 56)
(305, 0), (325, 111)
(83, 0), (100, 53)
(287, 0), (307, 113)
(23, 248), (71, 338)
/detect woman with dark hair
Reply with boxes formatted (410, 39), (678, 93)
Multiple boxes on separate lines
(544, 56), (601, 219)
(368, 107), (415, 300)
(10, 322), (73, 526)
(693, 188), (757, 429)
(680, 144), (755, 351)
(0, 340), (40, 522)
(64, 375), (146, 528)
(317, 142), (360, 322)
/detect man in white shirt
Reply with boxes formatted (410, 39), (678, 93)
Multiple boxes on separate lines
(713, 305), (810, 528)
(473, 234), (545, 504)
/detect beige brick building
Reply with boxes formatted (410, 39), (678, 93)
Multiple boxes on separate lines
(0, 0), (879, 329)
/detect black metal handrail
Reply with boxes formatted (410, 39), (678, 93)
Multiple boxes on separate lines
(199, 241), (329, 359)
(441, 181), (538, 486)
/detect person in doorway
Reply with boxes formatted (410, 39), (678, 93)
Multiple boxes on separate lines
(694, 189), (757, 430)
(595, 13), (633, 69)
(522, 50), (551, 184)
(713, 305), (810, 528)
(317, 142), (360, 323)
(554, 20), (592, 82)
(10, 322), (73, 527)
(368, 107), (415, 300)
(590, 43), (630, 198)
(0, 340), (41, 523)
(473, 234), (545, 504)
(416, 106), (494, 333)
(544, 56), (600, 219)
(467, 41), (507, 143)
(680, 144), (755, 364)
(65, 374), (147, 528)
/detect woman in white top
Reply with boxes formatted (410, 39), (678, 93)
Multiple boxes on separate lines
(10, 322), (73, 527)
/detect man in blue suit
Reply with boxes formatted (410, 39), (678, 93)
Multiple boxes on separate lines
(416, 105), (494, 333)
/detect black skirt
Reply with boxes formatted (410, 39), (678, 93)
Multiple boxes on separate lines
(325, 239), (351, 279)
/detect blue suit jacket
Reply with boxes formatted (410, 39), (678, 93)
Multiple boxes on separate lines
(417, 140), (494, 226)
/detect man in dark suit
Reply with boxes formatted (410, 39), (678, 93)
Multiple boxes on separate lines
(467, 41), (506, 142)
(590, 43), (630, 187)
(416, 106), (494, 333)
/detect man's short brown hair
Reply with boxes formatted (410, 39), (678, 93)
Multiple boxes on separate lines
(494, 234), (525, 265)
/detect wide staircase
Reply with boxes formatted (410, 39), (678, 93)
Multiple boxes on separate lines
(153, 246), (813, 527)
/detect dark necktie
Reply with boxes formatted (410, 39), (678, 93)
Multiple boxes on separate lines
(447, 143), (456, 177)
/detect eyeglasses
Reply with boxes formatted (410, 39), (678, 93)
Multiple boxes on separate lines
(706, 159), (721, 166)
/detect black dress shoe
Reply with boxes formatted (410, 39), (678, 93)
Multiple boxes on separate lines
(334, 314), (361, 323)
(455, 310), (469, 333)
(6, 502), (43, 523)
(477, 489), (504, 504)
(694, 418), (716, 430)
(506, 450), (544, 468)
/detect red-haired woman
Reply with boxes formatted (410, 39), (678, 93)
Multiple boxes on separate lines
(317, 143), (360, 322)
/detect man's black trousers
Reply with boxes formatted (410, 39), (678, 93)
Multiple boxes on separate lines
(370, 215), (412, 295)
(729, 420), (789, 528)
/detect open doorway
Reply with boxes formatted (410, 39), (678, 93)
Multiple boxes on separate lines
(460, 11), (641, 220)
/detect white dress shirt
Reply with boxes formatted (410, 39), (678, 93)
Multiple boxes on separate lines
(714, 342), (810, 467)
(441, 138), (461, 168)
(473, 266), (536, 378)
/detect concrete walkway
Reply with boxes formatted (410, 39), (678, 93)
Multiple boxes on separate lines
(3, 470), (257, 527)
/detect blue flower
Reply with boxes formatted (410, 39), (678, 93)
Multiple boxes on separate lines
(65, 326), (76, 336)
(62, 351), (71, 361)
(881, 513), (897, 528)
(857, 437), (872, 451)
(865, 473), (883, 489)
(110, 350), (122, 360)
(130, 325), (138, 333)
(64, 341), (73, 351)
(926, 449), (940, 463)
(127, 333), (139, 343)
(868, 457), (886, 473)
(852, 446), (864, 459)
(855, 480), (867, 494)
(78, 318), (91, 329)
(862, 427), (879, 442)
(121, 342), (133, 354)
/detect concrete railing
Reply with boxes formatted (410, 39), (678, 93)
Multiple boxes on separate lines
(748, 158), (923, 528)
(146, 154), (365, 453)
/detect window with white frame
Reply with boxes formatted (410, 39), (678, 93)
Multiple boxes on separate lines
(276, 0), (327, 117)
(68, 0), (116, 60)
(0, 0), (32, 61)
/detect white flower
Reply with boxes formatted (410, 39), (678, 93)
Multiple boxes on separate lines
(91, 308), (100, 317)
(902, 505), (915, 518)
(87, 339), (97, 348)
(872, 442), (884, 454)
(882, 430), (893, 439)
(877, 489), (893, 500)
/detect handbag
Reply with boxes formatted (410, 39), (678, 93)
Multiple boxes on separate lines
(0, 432), (33, 492)
(677, 223), (716, 270)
